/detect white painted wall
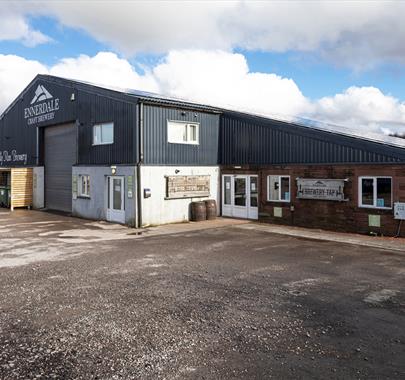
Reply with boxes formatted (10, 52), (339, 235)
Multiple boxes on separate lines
(140, 166), (220, 226)
(33, 166), (44, 209)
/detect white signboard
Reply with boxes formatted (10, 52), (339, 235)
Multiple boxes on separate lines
(166, 175), (210, 199)
(394, 202), (405, 220)
(297, 178), (347, 201)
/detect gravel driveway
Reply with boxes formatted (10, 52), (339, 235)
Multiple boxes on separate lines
(0, 210), (404, 379)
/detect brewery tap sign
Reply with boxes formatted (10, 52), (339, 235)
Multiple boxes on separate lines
(297, 178), (347, 201)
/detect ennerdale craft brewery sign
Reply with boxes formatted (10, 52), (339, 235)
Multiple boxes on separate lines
(24, 85), (60, 125)
(297, 178), (347, 201)
(166, 175), (210, 199)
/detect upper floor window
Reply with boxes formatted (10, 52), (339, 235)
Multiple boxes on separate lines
(93, 122), (114, 145)
(358, 176), (392, 209)
(167, 121), (199, 145)
(268, 175), (290, 202)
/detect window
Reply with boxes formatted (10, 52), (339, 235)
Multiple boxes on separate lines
(359, 176), (392, 209)
(167, 121), (199, 144)
(78, 175), (90, 198)
(93, 122), (114, 145)
(267, 175), (290, 202)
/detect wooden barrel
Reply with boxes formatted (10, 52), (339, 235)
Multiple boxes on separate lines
(205, 199), (217, 220)
(190, 201), (207, 221)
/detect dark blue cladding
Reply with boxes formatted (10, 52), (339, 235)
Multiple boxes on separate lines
(220, 111), (405, 165)
(1, 74), (405, 169)
(0, 75), (138, 167)
(142, 104), (220, 165)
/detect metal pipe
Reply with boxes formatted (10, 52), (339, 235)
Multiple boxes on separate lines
(137, 102), (144, 228)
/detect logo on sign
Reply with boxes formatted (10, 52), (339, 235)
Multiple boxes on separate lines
(24, 85), (60, 125)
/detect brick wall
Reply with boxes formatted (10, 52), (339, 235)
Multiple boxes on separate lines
(222, 164), (405, 237)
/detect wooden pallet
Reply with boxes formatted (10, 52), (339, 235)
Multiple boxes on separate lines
(11, 168), (33, 211)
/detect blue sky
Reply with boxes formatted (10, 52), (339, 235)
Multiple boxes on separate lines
(1, 1), (405, 134)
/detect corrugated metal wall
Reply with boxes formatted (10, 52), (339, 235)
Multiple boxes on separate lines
(143, 104), (220, 165)
(220, 112), (405, 165)
(77, 91), (137, 165)
(0, 76), (138, 167)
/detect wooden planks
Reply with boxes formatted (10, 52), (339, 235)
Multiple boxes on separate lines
(11, 168), (33, 210)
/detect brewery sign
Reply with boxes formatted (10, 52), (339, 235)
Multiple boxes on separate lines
(0, 150), (28, 165)
(297, 178), (347, 201)
(166, 175), (210, 199)
(24, 85), (60, 126)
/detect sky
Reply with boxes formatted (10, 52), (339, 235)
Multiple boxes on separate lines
(1, 0), (405, 135)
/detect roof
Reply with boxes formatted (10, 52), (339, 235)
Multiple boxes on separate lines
(39, 75), (222, 113)
(2, 74), (405, 151)
(221, 108), (405, 150)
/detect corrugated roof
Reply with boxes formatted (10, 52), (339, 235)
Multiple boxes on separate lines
(4, 74), (405, 150)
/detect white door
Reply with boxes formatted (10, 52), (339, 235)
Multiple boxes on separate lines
(222, 175), (258, 220)
(248, 176), (259, 219)
(107, 176), (125, 224)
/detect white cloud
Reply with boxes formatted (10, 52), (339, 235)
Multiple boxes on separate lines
(308, 87), (405, 135)
(49, 52), (158, 92)
(150, 50), (310, 117)
(0, 55), (47, 112)
(0, 5), (51, 47)
(10, 0), (405, 68)
(1, 50), (405, 135)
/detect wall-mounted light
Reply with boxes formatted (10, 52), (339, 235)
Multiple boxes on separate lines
(175, 169), (180, 174)
(181, 111), (186, 116)
(111, 165), (117, 175)
(70, 93), (76, 101)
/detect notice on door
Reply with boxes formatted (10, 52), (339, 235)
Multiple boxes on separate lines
(297, 178), (347, 201)
(166, 175), (210, 199)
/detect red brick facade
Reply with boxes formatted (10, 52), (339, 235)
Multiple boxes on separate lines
(222, 164), (405, 237)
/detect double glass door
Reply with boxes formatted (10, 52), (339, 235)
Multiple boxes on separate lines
(222, 175), (258, 219)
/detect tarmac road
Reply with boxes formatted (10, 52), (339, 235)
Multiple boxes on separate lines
(0, 210), (404, 379)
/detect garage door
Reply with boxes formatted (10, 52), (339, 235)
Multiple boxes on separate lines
(44, 124), (76, 212)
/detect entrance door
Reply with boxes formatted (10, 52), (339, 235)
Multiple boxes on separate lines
(107, 176), (125, 224)
(222, 175), (258, 220)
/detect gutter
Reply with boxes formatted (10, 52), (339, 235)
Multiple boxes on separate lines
(136, 101), (144, 228)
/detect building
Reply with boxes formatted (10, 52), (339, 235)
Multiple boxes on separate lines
(0, 75), (221, 227)
(1, 75), (405, 236)
(220, 111), (405, 237)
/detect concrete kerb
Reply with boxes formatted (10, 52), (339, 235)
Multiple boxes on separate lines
(235, 222), (405, 254)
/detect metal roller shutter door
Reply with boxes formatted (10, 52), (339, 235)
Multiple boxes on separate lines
(44, 124), (76, 212)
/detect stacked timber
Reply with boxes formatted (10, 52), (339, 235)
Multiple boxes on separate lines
(11, 168), (33, 210)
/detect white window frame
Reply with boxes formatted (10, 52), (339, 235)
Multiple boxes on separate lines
(267, 175), (291, 203)
(167, 120), (199, 145)
(78, 174), (90, 198)
(93, 122), (114, 145)
(358, 176), (392, 209)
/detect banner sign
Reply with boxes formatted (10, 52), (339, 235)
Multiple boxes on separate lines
(166, 175), (210, 199)
(0, 150), (28, 165)
(297, 178), (347, 201)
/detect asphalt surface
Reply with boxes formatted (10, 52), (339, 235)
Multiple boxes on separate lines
(0, 210), (404, 379)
